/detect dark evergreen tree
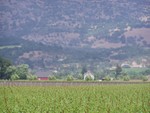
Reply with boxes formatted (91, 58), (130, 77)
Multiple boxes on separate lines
(115, 64), (122, 79)
(81, 66), (87, 75)
(0, 56), (12, 79)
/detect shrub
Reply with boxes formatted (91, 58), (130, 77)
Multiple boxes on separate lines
(85, 75), (93, 81)
(123, 75), (130, 81)
(66, 75), (74, 81)
(11, 74), (19, 80)
(48, 75), (56, 80)
(104, 76), (111, 81)
(77, 73), (83, 80)
(142, 76), (148, 81)
(27, 74), (37, 80)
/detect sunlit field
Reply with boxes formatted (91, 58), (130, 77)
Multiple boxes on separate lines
(0, 83), (150, 113)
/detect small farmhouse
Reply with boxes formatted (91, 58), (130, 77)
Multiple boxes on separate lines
(35, 70), (50, 80)
(38, 77), (48, 80)
(131, 61), (143, 68)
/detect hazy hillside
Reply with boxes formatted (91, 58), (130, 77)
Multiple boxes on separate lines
(0, 0), (150, 71)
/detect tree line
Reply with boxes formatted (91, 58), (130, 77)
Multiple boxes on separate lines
(0, 56), (36, 80)
(0, 56), (149, 81)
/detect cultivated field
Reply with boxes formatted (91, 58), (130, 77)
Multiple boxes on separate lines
(0, 82), (150, 113)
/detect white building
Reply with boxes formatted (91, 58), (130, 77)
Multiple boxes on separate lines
(84, 71), (94, 80)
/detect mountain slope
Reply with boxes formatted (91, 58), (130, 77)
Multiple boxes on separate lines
(0, 0), (150, 70)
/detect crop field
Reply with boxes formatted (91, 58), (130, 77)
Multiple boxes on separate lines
(0, 83), (150, 113)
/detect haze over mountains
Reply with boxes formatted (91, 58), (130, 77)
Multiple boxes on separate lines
(0, 0), (150, 72)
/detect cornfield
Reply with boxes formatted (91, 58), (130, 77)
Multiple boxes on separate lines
(0, 83), (150, 113)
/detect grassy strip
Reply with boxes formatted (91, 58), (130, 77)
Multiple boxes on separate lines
(0, 45), (21, 50)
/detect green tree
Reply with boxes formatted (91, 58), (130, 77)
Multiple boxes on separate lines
(16, 64), (30, 79)
(142, 76), (148, 81)
(121, 72), (130, 81)
(85, 75), (93, 81)
(142, 69), (150, 75)
(77, 73), (83, 80)
(6, 66), (17, 76)
(7, 64), (31, 80)
(11, 74), (19, 80)
(0, 56), (12, 79)
(81, 66), (87, 75)
(66, 75), (74, 81)
(123, 75), (130, 81)
(115, 64), (122, 79)
(27, 74), (37, 80)
(48, 75), (56, 80)
(104, 76), (111, 81)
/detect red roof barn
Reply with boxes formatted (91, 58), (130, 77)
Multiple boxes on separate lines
(38, 77), (48, 80)
(35, 70), (50, 80)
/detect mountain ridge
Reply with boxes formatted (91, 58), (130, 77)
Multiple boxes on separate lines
(0, 0), (150, 71)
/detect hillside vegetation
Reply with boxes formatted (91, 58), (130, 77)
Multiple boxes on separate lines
(0, 0), (150, 72)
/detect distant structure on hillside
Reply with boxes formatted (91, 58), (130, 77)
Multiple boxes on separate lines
(131, 61), (143, 68)
(121, 60), (147, 68)
(121, 63), (131, 68)
(84, 71), (94, 80)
